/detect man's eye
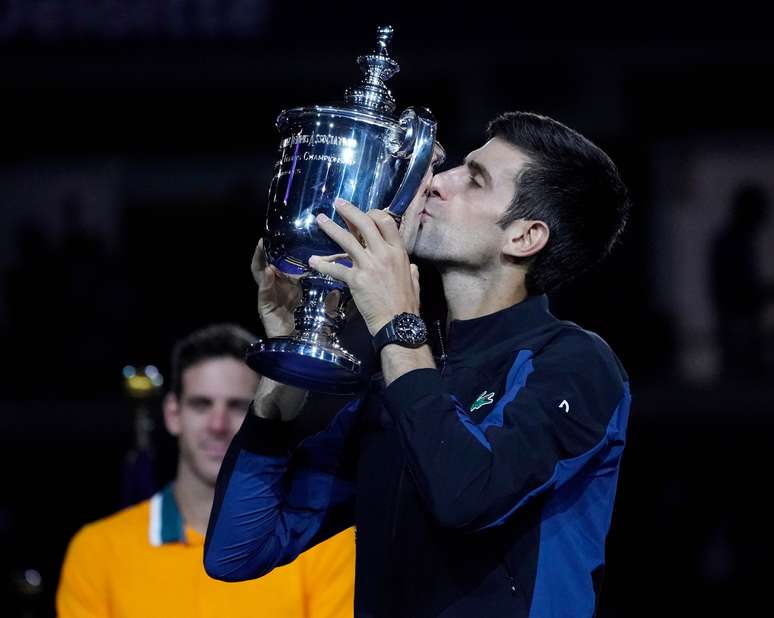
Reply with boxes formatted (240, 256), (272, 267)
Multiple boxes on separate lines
(468, 176), (482, 188)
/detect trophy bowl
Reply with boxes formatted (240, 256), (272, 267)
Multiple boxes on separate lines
(246, 25), (444, 394)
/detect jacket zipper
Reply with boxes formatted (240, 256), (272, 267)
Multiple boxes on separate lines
(502, 559), (518, 596)
(433, 319), (448, 373)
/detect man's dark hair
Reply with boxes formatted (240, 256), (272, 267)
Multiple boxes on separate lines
(487, 111), (630, 294)
(169, 324), (257, 396)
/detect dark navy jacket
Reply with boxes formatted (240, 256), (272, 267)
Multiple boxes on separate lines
(204, 295), (631, 617)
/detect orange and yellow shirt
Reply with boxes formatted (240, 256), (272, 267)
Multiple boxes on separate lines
(57, 484), (354, 618)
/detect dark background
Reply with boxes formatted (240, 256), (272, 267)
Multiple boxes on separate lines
(2, 2), (774, 616)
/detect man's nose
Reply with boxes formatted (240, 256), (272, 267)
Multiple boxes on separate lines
(207, 407), (229, 433)
(428, 171), (450, 201)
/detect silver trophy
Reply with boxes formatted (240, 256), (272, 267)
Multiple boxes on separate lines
(246, 25), (443, 394)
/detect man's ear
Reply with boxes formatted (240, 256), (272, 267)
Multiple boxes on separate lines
(502, 219), (550, 259)
(163, 392), (182, 437)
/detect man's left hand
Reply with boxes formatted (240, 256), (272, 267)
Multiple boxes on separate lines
(309, 198), (421, 336)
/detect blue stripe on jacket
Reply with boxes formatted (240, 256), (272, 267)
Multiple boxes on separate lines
(529, 383), (631, 617)
(454, 349), (535, 451)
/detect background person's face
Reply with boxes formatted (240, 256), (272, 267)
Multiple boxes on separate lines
(164, 357), (258, 487)
(412, 138), (530, 270)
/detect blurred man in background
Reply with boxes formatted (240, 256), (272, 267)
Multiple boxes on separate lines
(57, 323), (354, 618)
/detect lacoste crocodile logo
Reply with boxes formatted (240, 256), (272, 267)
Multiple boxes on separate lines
(470, 391), (495, 412)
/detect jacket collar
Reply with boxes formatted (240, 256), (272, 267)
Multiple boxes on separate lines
(443, 294), (555, 359)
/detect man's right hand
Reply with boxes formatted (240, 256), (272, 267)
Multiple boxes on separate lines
(252, 239), (302, 339)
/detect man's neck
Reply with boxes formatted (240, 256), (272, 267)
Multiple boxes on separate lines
(173, 463), (215, 536)
(440, 265), (527, 323)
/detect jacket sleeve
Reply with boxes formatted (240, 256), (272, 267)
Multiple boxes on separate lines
(382, 331), (631, 531)
(203, 398), (361, 582)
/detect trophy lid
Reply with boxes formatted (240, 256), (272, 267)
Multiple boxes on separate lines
(344, 25), (400, 115)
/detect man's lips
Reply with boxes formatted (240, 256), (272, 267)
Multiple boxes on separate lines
(421, 197), (441, 218)
(202, 444), (229, 458)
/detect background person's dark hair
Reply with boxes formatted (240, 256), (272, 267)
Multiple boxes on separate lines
(487, 111), (631, 294)
(169, 323), (257, 396)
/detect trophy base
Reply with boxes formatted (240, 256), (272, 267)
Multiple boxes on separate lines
(245, 337), (365, 395)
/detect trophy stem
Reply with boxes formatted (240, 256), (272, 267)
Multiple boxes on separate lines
(245, 273), (365, 394)
(293, 273), (351, 346)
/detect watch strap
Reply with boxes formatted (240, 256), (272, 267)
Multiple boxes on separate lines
(372, 319), (398, 355)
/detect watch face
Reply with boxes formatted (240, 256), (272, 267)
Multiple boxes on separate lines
(394, 313), (428, 346)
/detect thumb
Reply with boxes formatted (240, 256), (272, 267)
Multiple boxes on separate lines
(259, 265), (277, 295)
(252, 240), (267, 285)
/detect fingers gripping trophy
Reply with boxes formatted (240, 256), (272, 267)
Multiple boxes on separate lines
(246, 25), (444, 394)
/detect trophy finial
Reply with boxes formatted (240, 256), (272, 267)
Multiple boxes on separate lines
(376, 25), (393, 54)
(344, 25), (400, 114)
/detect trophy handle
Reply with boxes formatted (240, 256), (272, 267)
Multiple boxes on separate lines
(384, 107), (437, 218)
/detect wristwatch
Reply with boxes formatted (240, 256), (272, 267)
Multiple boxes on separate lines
(372, 312), (428, 354)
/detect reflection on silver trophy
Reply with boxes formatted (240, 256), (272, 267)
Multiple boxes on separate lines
(246, 25), (444, 394)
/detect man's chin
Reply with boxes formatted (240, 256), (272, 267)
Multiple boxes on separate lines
(201, 472), (220, 488)
(410, 231), (435, 261)
(196, 462), (223, 488)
